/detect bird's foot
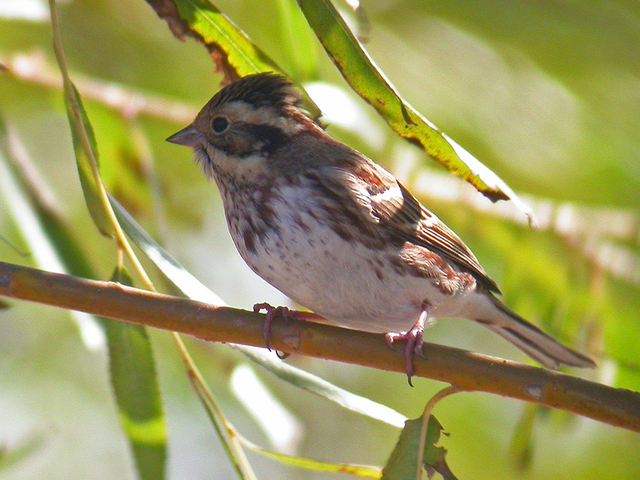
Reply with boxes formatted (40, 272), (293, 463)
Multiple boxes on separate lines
(253, 303), (323, 354)
(253, 303), (292, 352)
(385, 306), (430, 386)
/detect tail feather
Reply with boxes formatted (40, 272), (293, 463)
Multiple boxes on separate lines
(475, 294), (596, 369)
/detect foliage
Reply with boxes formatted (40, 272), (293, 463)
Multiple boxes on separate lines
(0, 0), (639, 479)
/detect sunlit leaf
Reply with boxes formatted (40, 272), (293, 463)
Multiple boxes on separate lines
(298, 0), (534, 222)
(274, 0), (318, 80)
(381, 416), (456, 480)
(145, 0), (321, 115)
(240, 346), (405, 428)
(110, 194), (225, 305)
(0, 116), (91, 277)
(50, 0), (119, 239)
(50, 4), (170, 471)
(146, 0), (280, 82)
(0, 115), (167, 480)
(63, 81), (115, 238)
(88, 109), (154, 218)
(245, 440), (381, 478)
(105, 266), (167, 480)
(0, 116), (105, 350)
(110, 195), (406, 427)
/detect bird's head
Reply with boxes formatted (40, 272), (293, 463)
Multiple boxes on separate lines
(167, 73), (318, 180)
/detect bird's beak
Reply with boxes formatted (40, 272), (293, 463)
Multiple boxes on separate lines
(166, 124), (204, 148)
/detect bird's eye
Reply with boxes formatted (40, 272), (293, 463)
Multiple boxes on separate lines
(211, 116), (229, 134)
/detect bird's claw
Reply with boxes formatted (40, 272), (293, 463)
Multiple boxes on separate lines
(385, 330), (424, 386)
(253, 302), (292, 352)
(385, 307), (429, 386)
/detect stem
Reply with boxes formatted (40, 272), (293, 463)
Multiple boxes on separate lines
(49, 0), (153, 290)
(1, 261), (639, 433)
(173, 332), (257, 480)
(47, 5), (256, 476)
(417, 386), (459, 480)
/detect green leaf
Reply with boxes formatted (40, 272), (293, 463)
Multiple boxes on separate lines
(109, 194), (225, 305)
(146, 0), (321, 115)
(246, 441), (381, 478)
(49, 11), (169, 472)
(298, 0), (534, 222)
(109, 195), (406, 428)
(0, 116), (93, 278)
(87, 109), (155, 218)
(63, 81), (115, 238)
(50, 0), (118, 239)
(381, 416), (457, 480)
(105, 266), (167, 480)
(0, 117), (167, 480)
(148, 0), (280, 79)
(240, 346), (405, 428)
(275, 0), (318, 80)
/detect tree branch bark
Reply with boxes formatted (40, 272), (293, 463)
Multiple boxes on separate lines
(1, 260), (638, 432)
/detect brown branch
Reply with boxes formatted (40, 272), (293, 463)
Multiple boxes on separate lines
(1, 260), (639, 432)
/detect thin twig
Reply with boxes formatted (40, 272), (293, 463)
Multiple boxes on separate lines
(1, 51), (197, 123)
(416, 386), (459, 480)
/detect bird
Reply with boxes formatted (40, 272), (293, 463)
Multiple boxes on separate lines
(167, 72), (595, 381)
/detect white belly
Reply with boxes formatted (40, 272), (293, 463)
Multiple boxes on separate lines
(225, 185), (464, 334)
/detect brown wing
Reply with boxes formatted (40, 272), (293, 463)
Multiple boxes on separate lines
(381, 182), (500, 293)
(317, 156), (500, 293)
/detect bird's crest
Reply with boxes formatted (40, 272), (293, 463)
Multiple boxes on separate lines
(211, 73), (302, 113)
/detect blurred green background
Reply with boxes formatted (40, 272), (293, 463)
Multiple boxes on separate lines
(1, 0), (639, 479)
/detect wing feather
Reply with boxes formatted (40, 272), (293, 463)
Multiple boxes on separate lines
(315, 155), (500, 293)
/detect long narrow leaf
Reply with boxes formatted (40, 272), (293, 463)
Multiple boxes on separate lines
(107, 267), (167, 480)
(147, 0), (280, 81)
(298, 0), (534, 222)
(0, 117), (105, 349)
(110, 195), (406, 427)
(110, 194), (225, 305)
(48, 3), (168, 477)
(63, 82), (115, 237)
(105, 318), (167, 480)
(243, 439), (381, 478)
(145, 0), (321, 115)
(0, 116), (167, 480)
(275, 0), (318, 80)
(240, 346), (406, 428)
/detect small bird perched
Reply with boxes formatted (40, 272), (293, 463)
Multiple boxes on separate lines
(168, 72), (595, 380)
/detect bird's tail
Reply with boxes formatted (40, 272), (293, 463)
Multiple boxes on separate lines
(473, 293), (596, 369)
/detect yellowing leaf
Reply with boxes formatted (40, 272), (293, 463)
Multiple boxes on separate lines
(299, 0), (534, 223)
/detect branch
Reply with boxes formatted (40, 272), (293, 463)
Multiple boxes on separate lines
(1, 260), (639, 432)
(1, 52), (197, 123)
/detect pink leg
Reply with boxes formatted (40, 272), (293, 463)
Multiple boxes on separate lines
(385, 305), (430, 386)
(253, 303), (323, 350)
(253, 303), (289, 350)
